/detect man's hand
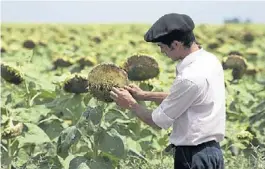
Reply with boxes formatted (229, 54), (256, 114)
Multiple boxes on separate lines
(124, 84), (145, 101)
(110, 86), (161, 130)
(125, 84), (168, 104)
(110, 87), (137, 109)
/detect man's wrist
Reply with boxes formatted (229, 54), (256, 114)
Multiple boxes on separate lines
(139, 91), (148, 101)
(129, 101), (140, 112)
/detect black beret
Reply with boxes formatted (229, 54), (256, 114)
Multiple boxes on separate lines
(144, 13), (195, 42)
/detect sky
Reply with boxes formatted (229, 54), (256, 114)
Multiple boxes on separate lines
(1, 0), (265, 24)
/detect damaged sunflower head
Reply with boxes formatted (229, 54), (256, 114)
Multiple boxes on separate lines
(222, 54), (247, 80)
(63, 74), (88, 94)
(2, 122), (24, 140)
(77, 56), (97, 67)
(87, 63), (129, 102)
(236, 130), (254, 141)
(52, 56), (75, 69)
(123, 54), (160, 81)
(243, 32), (255, 43)
(1, 62), (24, 85)
(228, 51), (243, 56)
(23, 39), (36, 49)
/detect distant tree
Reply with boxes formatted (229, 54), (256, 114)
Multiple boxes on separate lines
(224, 17), (252, 24)
(224, 17), (240, 24)
(245, 18), (252, 23)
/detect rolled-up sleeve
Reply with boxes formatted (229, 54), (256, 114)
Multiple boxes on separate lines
(152, 79), (199, 129)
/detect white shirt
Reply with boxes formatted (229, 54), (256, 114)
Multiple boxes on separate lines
(152, 48), (226, 146)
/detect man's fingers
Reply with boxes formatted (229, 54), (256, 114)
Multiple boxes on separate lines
(129, 84), (136, 88)
(124, 85), (132, 91)
(119, 87), (126, 91)
(112, 87), (120, 93)
(129, 83), (140, 88)
(110, 91), (118, 100)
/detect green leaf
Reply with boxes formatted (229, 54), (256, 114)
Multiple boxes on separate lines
(47, 94), (87, 124)
(124, 137), (147, 161)
(239, 105), (252, 115)
(77, 108), (98, 136)
(39, 89), (57, 99)
(1, 146), (11, 168)
(139, 82), (154, 91)
(88, 156), (113, 169)
(108, 119), (135, 137)
(1, 108), (9, 124)
(65, 95), (87, 120)
(71, 136), (93, 155)
(157, 132), (169, 146)
(140, 128), (156, 138)
(78, 120), (96, 136)
(69, 156), (90, 169)
(18, 123), (51, 148)
(13, 147), (30, 167)
(83, 94), (93, 105)
(127, 120), (141, 135)
(14, 105), (51, 123)
(45, 95), (70, 109)
(139, 136), (153, 152)
(33, 142), (57, 157)
(249, 100), (265, 124)
(77, 163), (91, 169)
(86, 106), (103, 126)
(38, 115), (66, 140)
(151, 139), (163, 150)
(32, 89), (57, 105)
(5, 93), (12, 105)
(104, 108), (129, 124)
(25, 74), (56, 92)
(57, 126), (81, 159)
(21, 154), (63, 169)
(254, 100), (265, 113)
(98, 129), (125, 159)
(112, 122), (133, 137)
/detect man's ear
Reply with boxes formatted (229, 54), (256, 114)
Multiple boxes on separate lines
(170, 41), (178, 50)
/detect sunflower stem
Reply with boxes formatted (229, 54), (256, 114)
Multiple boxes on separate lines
(7, 118), (13, 169)
(7, 138), (12, 169)
(24, 81), (31, 107)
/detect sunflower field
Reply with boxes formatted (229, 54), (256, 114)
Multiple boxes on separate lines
(1, 23), (265, 169)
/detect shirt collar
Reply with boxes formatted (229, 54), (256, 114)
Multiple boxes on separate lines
(176, 48), (204, 73)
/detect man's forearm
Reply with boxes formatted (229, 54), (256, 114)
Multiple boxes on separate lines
(129, 103), (161, 130)
(141, 91), (168, 104)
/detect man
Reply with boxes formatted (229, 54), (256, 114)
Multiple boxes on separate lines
(110, 13), (226, 169)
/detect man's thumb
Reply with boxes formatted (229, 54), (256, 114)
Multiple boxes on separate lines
(124, 85), (132, 91)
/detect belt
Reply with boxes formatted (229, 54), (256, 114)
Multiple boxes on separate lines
(164, 140), (218, 153)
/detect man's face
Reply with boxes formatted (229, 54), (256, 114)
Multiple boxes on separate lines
(157, 41), (182, 61)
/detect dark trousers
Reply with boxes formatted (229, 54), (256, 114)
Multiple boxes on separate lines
(173, 140), (224, 169)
